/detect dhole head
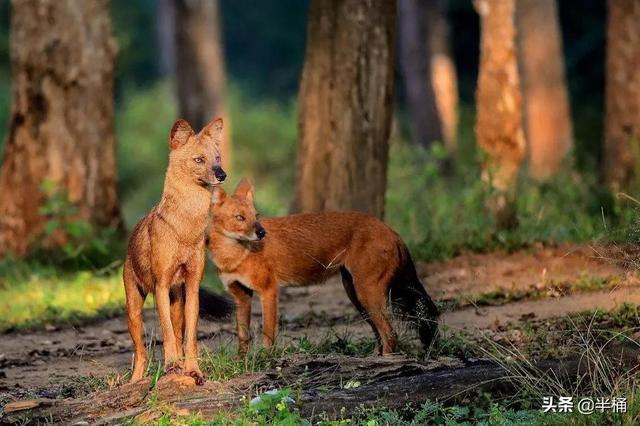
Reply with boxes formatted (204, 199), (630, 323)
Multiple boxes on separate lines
(211, 178), (266, 242)
(167, 117), (227, 188)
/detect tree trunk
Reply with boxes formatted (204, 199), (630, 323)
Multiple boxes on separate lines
(603, 0), (640, 189)
(156, 0), (176, 77)
(517, 0), (572, 180)
(474, 0), (525, 228)
(292, 0), (396, 218)
(426, 0), (459, 153)
(398, 0), (442, 148)
(0, 0), (121, 257)
(173, 0), (230, 169)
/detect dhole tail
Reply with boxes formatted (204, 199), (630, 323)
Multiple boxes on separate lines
(390, 243), (440, 348)
(199, 288), (235, 320)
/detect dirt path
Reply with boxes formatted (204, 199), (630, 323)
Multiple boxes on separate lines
(1, 244), (638, 403)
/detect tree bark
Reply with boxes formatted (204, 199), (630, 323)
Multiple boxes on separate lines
(398, 0), (442, 148)
(426, 0), (459, 153)
(173, 0), (230, 169)
(0, 0), (121, 257)
(517, 0), (572, 180)
(474, 0), (525, 228)
(292, 0), (396, 218)
(603, 0), (640, 189)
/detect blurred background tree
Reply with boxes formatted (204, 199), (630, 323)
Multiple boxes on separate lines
(0, 0), (121, 257)
(172, 0), (231, 169)
(603, 0), (640, 190)
(517, 0), (573, 181)
(474, 0), (525, 228)
(292, 0), (396, 218)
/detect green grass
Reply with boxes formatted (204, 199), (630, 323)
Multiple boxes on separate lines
(0, 259), (126, 332)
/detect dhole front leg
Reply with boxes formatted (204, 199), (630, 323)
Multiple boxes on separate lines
(260, 288), (278, 349)
(228, 282), (253, 354)
(183, 264), (205, 384)
(169, 284), (185, 359)
(155, 277), (180, 372)
(124, 260), (147, 383)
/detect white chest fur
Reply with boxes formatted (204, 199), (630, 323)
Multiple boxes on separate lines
(219, 272), (255, 290)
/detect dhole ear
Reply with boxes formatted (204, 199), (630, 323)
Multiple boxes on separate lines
(169, 119), (194, 150)
(212, 186), (227, 205)
(234, 178), (254, 202)
(199, 117), (223, 147)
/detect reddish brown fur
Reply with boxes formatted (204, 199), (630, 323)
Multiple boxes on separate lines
(124, 117), (225, 383)
(207, 179), (438, 354)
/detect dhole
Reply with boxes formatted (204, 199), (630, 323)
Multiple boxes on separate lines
(124, 117), (231, 384)
(205, 179), (439, 354)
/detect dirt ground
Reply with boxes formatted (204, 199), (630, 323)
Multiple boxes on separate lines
(1, 243), (638, 405)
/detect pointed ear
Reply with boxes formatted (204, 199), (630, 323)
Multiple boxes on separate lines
(212, 186), (227, 206)
(199, 117), (223, 147)
(234, 178), (254, 202)
(169, 119), (194, 150)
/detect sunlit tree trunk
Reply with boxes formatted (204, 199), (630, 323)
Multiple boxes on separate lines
(426, 0), (459, 153)
(0, 0), (121, 257)
(292, 0), (396, 218)
(517, 0), (572, 180)
(173, 0), (230, 169)
(603, 0), (640, 189)
(398, 0), (442, 148)
(474, 0), (525, 228)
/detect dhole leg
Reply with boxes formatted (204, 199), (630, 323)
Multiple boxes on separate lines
(260, 288), (278, 349)
(228, 282), (253, 354)
(155, 276), (180, 372)
(340, 267), (383, 349)
(352, 276), (397, 355)
(183, 263), (205, 384)
(170, 284), (185, 359)
(124, 261), (147, 382)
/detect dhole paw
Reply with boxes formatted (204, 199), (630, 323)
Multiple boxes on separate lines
(164, 363), (183, 375)
(186, 370), (206, 386)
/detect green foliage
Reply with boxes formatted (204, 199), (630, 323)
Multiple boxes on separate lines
(385, 139), (635, 261)
(34, 180), (123, 268)
(116, 82), (175, 227)
(227, 83), (298, 217)
(244, 389), (304, 426)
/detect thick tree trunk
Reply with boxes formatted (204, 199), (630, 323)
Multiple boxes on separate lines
(474, 0), (525, 228)
(426, 0), (459, 153)
(0, 0), (121, 257)
(603, 0), (640, 189)
(292, 0), (396, 218)
(398, 0), (442, 148)
(173, 0), (230, 169)
(517, 0), (572, 180)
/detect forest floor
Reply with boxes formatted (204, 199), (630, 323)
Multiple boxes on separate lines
(2, 243), (640, 423)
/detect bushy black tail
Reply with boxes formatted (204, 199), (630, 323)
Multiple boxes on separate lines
(199, 287), (235, 320)
(390, 243), (439, 349)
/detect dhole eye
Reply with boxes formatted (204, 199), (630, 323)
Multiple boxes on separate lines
(235, 214), (245, 221)
(194, 157), (204, 164)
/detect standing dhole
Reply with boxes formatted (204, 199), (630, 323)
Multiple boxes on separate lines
(205, 179), (439, 354)
(124, 117), (230, 384)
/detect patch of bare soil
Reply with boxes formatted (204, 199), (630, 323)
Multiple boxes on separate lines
(2, 243), (640, 420)
(421, 243), (633, 301)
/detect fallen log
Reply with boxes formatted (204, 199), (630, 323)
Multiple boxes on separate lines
(3, 347), (639, 424)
